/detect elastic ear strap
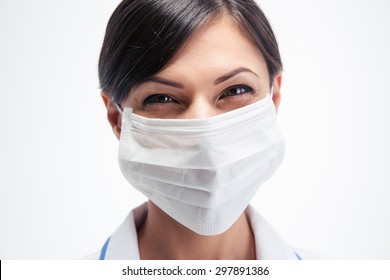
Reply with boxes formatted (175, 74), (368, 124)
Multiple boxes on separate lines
(114, 102), (123, 114)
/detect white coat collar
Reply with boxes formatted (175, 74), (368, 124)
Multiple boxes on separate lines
(102, 203), (298, 260)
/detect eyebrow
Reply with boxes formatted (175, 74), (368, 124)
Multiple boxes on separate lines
(143, 76), (184, 89)
(142, 67), (260, 89)
(214, 67), (260, 85)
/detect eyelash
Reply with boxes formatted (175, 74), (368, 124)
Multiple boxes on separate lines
(220, 84), (254, 98)
(142, 84), (254, 107)
(143, 94), (175, 106)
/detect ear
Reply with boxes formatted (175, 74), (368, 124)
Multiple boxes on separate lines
(101, 91), (121, 140)
(271, 73), (282, 112)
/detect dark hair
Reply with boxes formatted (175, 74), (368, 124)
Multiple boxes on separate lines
(98, 0), (282, 104)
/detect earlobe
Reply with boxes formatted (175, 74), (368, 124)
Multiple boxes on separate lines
(272, 74), (282, 112)
(101, 91), (122, 140)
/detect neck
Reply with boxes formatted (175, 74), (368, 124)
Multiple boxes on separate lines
(137, 201), (256, 260)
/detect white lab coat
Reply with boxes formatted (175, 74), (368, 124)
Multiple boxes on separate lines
(83, 203), (315, 260)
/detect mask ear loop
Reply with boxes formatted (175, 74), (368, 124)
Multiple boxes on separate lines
(269, 84), (274, 98)
(114, 101), (123, 114)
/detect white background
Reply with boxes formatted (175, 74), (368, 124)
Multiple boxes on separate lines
(0, 0), (389, 259)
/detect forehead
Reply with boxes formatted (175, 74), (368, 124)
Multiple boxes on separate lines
(156, 15), (268, 82)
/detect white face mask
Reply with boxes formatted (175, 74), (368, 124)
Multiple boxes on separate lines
(117, 95), (285, 235)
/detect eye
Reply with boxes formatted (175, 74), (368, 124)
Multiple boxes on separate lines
(143, 94), (176, 107)
(220, 85), (254, 98)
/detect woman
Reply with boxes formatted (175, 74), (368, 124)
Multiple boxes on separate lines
(95, 0), (299, 260)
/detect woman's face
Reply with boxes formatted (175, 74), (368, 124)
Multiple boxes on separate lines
(119, 16), (281, 119)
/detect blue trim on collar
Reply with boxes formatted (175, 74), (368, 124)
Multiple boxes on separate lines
(295, 251), (302, 260)
(99, 237), (111, 260)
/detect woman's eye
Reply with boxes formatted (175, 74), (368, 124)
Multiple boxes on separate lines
(221, 85), (254, 98)
(143, 94), (175, 106)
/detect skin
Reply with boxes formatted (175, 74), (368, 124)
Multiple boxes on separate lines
(101, 15), (282, 260)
